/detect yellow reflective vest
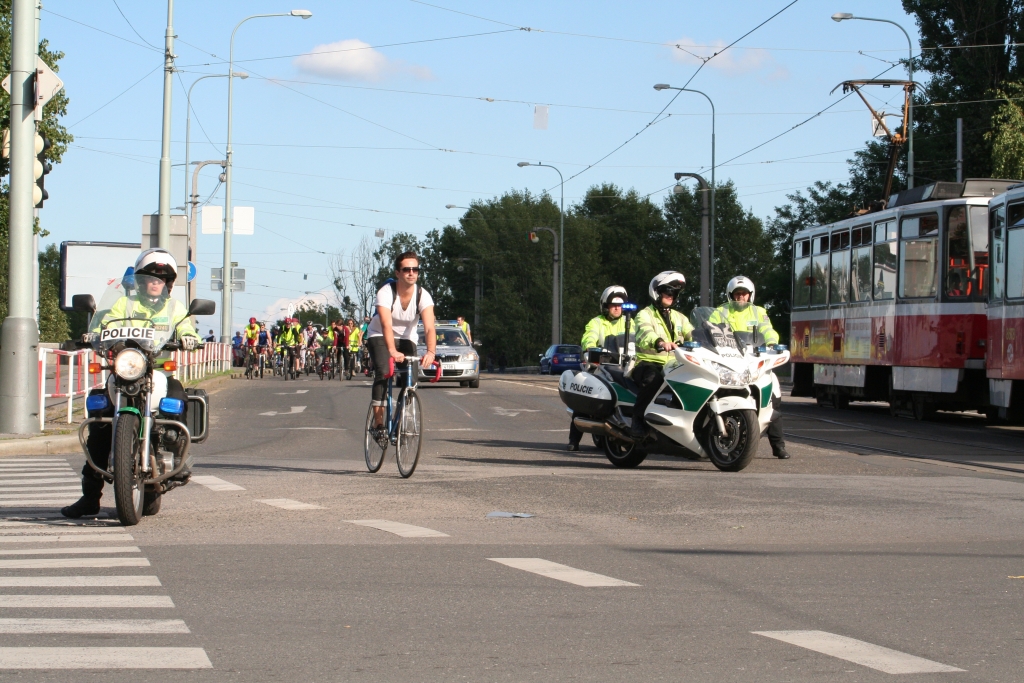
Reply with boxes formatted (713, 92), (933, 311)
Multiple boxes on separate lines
(94, 295), (197, 339)
(635, 305), (693, 365)
(580, 314), (629, 351)
(707, 302), (779, 345)
(347, 327), (362, 351)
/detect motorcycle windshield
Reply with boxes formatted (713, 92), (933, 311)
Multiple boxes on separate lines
(89, 272), (174, 354)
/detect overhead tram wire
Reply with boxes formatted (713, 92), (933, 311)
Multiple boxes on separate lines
(110, 0), (160, 50)
(67, 65), (162, 128)
(42, 8), (162, 53)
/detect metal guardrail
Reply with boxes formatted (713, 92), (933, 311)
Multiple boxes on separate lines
(168, 342), (232, 382)
(37, 348), (104, 431)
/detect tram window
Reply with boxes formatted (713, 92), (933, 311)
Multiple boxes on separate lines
(811, 254), (829, 305)
(795, 239), (810, 258)
(812, 234), (829, 255)
(851, 225), (871, 247)
(992, 205), (1006, 300)
(900, 239), (939, 298)
(901, 213), (939, 239)
(969, 206), (989, 298)
(851, 246), (872, 301)
(830, 230), (850, 251)
(793, 257), (811, 308)
(830, 249), (850, 303)
(946, 206), (970, 298)
(1007, 228), (1024, 299)
(873, 241), (897, 300)
(1009, 202), (1024, 227)
(874, 220), (896, 243)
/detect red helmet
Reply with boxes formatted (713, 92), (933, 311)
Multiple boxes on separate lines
(249, 317), (257, 324)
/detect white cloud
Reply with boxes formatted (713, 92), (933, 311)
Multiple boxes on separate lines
(668, 38), (788, 80)
(294, 39), (433, 81)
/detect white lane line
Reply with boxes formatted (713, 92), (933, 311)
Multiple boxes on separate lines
(487, 558), (640, 587)
(752, 631), (965, 674)
(274, 390), (309, 394)
(0, 546), (140, 556)
(0, 472), (76, 478)
(0, 500), (78, 507)
(0, 485), (80, 493)
(427, 428), (489, 432)
(0, 576), (160, 587)
(258, 406), (306, 416)
(0, 458), (68, 463)
(347, 520), (449, 538)
(0, 557), (150, 569)
(491, 406), (541, 418)
(256, 498), (324, 510)
(0, 478), (80, 485)
(0, 647), (213, 669)
(0, 520), (120, 527)
(0, 526), (127, 535)
(0, 595), (175, 608)
(191, 475), (245, 492)
(272, 427), (347, 431)
(493, 379), (560, 392)
(0, 492), (78, 500)
(0, 534), (134, 543)
(0, 619), (189, 634)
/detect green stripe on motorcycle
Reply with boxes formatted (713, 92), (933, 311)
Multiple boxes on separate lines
(612, 384), (636, 404)
(666, 380), (713, 412)
(116, 407), (143, 439)
(760, 383), (772, 408)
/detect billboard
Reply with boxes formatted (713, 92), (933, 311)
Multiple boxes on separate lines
(59, 241), (141, 311)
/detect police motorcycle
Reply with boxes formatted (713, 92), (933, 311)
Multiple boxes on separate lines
(71, 274), (215, 525)
(559, 306), (790, 472)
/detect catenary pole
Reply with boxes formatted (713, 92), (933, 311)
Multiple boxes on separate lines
(157, 0), (175, 248)
(0, 0), (42, 433)
(517, 163), (564, 343)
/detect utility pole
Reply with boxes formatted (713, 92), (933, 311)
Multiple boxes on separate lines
(0, 0), (42, 433)
(956, 118), (963, 183)
(31, 0), (40, 322)
(157, 0), (175, 249)
(674, 173), (710, 307)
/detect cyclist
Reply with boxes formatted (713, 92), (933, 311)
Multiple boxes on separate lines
(360, 315), (373, 375)
(346, 317), (361, 377)
(256, 322), (270, 372)
(243, 317), (260, 374)
(318, 323), (334, 373)
(366, 251), (437, 431)
(279, 318), (302, 375)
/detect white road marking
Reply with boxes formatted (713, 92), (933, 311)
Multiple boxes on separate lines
(0, 492), (79, 500)
(0, 472), (77, 479)
(256, 498), (324, 510)
(0, 595), (175, 608)
(259, 405), (307, 416)
(427, 428), (488, 432)
(274, 390), (309, 394)
(272, 427), (346, 431)
(0, 526), (127, 535)
(347, 520), (449, 538)
(191, 475), (245, 492)
(0, 546), (140, 556)
(0, 534), (134, 543)
(0, 647), (213, 669)
(0, 458), (68, 463)
(445, 391), (483, 396)
(0, 619), (188, 634)
(0, 557), (149, 569)
(0, 499), (81, 507)
(494, 379), (560, 392)
(492, 406), (541, 418)
(0, 477), (79, 485)
(752, 631), (965, 674)
(488, 558), (639, 587)
(0, 466), (73, 472)
(0, 485), (80, 493)
(0, 576), (160, 586)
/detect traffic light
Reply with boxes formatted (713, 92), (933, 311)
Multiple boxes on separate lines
(33, 132), (50, 208)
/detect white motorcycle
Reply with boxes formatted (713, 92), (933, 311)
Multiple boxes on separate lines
(559, 314), (790, 472)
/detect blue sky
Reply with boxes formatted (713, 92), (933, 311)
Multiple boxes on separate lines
(41, 0), (919, 335)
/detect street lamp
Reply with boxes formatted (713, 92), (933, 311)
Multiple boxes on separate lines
(516, 162), (564, 343)
(528, 227), (559, 346)
(673, 173), (711, 306)
(832, 12), (915, 188)
(221, 9), (312, 342)
(446, 205), (486, 330)
(654, 83), (716, 305)
(304, 291), (330, 329)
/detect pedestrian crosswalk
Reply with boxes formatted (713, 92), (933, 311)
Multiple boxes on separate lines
(0, 457), (213, 671)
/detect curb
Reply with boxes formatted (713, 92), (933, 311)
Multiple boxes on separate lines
(0, 433), (80, 457)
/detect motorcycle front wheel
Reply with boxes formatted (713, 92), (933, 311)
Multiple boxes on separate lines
(603, 436), (646, 468)
(112, 413), (145, 525)
(705, 409), (758, 472)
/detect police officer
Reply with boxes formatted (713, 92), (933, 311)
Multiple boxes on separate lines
(567, 286), (630, 451)
(631, 272), (693, 438)
(708, 275), (791, 459)
(62, 249), (199, 519)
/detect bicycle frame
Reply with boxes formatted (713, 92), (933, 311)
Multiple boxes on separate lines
(383, 359), (441, 444)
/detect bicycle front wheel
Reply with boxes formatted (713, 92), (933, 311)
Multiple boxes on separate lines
(395, 390), (422, 478)
(364, 403), (387, 473)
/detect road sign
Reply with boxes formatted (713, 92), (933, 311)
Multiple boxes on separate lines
(287, 303), (295, 317)
(210, 280), (244, 292)
(187, 261), (197, 282)
(1, 58), (66, 122)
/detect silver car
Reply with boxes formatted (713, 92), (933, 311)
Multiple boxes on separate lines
(417, 324), (481, 387)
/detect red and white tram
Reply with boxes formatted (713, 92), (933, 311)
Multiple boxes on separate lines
(985, 184), (1024, 421)
(789, 179), (1018, 419)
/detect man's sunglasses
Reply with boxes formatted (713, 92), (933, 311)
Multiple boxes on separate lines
(399, 267), (421, 274)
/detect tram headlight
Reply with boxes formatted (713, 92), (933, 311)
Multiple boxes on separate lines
(710, 361), (751, 387)
(113, 349), (147, 381)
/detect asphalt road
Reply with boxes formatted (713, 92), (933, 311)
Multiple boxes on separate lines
(1, 372), (1023, 681)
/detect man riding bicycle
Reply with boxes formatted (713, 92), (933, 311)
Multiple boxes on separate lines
(243, 317), (260, 372)
(279, 319), (302, 374)
(366, 251), (436, 430)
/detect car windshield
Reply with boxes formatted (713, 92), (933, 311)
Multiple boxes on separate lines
(435, 329), (470, 346)
(556, 346), (581, 354)
(86, 271), (175, 353)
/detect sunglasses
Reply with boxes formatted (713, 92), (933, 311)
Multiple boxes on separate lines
(399, 267), (421, 274)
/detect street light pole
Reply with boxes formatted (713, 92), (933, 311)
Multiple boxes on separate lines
(188, 160), (226, 302)
(517, 162), (564, 343)
(672, 173), (710, 307)
(832, 12), (915, 188)
(221, 9), (311, 342)
(157, 0), (176, 248)
(446, 205), (486, 332)
(654, 84), (716, 304)
(530, 227), (559, 346)
(304, 291), (330, 329)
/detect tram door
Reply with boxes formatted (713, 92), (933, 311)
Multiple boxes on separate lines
(990, 203), (1006, 377)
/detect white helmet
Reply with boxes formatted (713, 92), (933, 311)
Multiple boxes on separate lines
(134, 248), (178, 285)
(600, 285), (627, 311)
(726, 275), (755, 306)
(648, 271), (686, 302)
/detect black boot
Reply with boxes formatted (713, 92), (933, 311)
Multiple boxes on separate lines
(767, 418), (790, 459)
(629, 413), (646, 439)
(61, 495), (100, 518)
(772, 445), (791, 459)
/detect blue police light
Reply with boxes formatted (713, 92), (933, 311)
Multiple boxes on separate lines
(774, 344), (789, 352)
(159, 397), (186, 415)
(682, 341), (702, 350)
(86, 394), (109, 412)
(121, 266), (135, 290)
(621, 302), (638, 312)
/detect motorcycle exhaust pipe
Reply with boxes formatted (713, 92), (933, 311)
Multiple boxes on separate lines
(572, 417), (635, 444)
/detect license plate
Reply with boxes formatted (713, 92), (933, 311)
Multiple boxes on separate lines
(441, 363), (458, 369)
(100, 327), (155, 342)
(562, 356), (578, 362)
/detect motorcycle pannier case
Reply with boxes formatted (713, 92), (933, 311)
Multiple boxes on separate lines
(558, 370), (616, 420)
(184, 388), (209, 443)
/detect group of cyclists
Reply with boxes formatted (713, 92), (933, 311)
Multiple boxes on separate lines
(235, 313), (374, 380)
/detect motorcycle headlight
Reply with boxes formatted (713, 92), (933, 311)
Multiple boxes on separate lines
(113, 349), (147, 381)
(710, 361), (751, 387)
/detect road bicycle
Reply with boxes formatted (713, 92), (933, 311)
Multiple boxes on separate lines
(364, 357), (441, 478)
(244, 346), (258, 380)
(282, 347), (299, 381)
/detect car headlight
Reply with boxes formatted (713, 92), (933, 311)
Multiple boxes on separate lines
(113, 349), (147, 381)
(710, 361), (751, 387)
(459, 353), (477, 362)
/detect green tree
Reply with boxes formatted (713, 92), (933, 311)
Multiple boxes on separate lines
(986, 82), (1024, 178)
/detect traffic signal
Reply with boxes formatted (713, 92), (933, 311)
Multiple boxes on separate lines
(33, 132), (50, 208)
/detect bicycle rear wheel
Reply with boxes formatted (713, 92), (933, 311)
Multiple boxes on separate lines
(364, 403), (387, 473)
(395, 390), (422, 478)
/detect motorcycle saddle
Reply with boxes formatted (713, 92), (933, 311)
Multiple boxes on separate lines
(602, 365), (640, 396)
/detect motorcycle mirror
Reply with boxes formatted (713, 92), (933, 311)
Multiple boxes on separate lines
(71, 294), (96, 314)
(187, 299), (216, 316)
(472, 341), (482, 348)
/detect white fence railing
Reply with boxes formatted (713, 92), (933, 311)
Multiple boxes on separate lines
(38, 348), (105, 431)
(169, 342), (232, 382)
